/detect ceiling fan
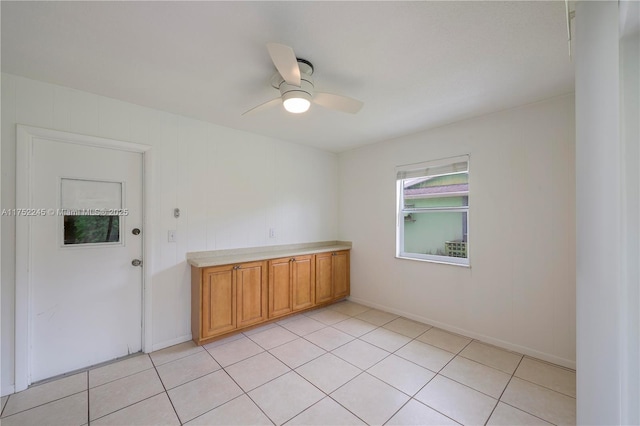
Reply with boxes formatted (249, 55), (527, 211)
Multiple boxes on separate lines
(243, 43), (364, 116)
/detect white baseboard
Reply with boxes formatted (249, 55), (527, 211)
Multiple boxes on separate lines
(150, 334), (193, 352)
(347, 296), (576, 370)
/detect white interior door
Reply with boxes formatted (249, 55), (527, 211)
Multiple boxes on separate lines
(28, 136), (143, 382)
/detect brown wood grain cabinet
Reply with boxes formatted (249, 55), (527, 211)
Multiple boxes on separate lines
(291, 255), (315, 311)
(268, 257), (294, 318)
(315, 250), (350, 303)
(269, 255), (315, 318)
(192, 250), (349, 345)
(191, 260), (267, 343)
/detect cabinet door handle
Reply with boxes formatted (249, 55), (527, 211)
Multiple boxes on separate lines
(290, 258), (295, 262)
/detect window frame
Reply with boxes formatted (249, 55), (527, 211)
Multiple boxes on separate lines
(395, 155), (470, 267)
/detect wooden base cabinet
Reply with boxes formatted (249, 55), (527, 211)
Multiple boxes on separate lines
(268, 255), (315, 318)
(315, 250), (350, 304)
(192, 250), (349, 345)
(192, 260), (267, 344)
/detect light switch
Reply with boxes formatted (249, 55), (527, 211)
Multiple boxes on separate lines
(168, 230), (176, 243)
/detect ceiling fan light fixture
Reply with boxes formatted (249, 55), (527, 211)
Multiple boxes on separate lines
(282, 91), (311, 113)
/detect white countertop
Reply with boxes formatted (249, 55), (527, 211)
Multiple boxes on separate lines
(187, 241), (352, 268)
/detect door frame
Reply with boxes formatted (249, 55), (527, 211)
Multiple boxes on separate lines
(15, 125), (154, 392)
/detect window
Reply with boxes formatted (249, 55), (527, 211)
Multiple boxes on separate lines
(396, 155), (469, 266)
(60, 178), (123, 246)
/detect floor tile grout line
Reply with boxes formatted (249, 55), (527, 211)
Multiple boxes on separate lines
(149, 353), (182, 425)
(0, 388), (88, 419)
(483, 353), (525, 426)
(88, 391), (167, 424)
(498, 400), (560, 426)
(86, 371), (90, 426)
(509, 373), (577, 399)
(193, 371), (276, 426)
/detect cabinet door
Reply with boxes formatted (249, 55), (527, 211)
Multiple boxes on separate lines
(269, 258), (293, 318)
(315, 252), (333, 304)
(292, 255), (314, 311)
(236, 261), (268, 328)
(333, 251), (350, 300)
(202, 265), (236, 339)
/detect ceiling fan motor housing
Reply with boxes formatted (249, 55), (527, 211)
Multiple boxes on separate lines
(272, 59), (315, 101)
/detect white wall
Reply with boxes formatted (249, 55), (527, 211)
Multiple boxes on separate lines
(1, 73), (339, 395)
(575, 1), (640, 424)
(338, 94), (576, 368)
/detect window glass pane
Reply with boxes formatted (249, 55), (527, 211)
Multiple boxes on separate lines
(61, 178), (122, 210)
(403, 173), (468, 209)
(403, 211), (468, 258)
(64, 215), (120, 245)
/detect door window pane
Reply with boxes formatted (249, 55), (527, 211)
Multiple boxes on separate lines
(60, 178), (123, 246)
(64, 215), (120, 245)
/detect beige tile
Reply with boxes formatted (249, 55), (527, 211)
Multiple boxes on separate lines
(296, 353), (361, 393)
(203, 333), (244, 350)
(331, 317), (377, 337)
(305, 327), (354, 351)
(225, 352), (290, 392)
(269, 338), (326, 369)
(168, 370), (243, 424)
(515, 357), (576, 397)
(207, 336), (264, 367)
(396, 340), (455, 372)
(280, 316), (326, 336)
(360, 327), (412, 352)
(417, 328), (472, 354)
(150, 341), (203, 366)
(92, 393), (180, 425)
(249, 371), (324, 425)
(441, 356), (511, 398)
(156, 350), (221, 390)
(286, 396), (366, 425)
(355, 309), (399, 326)
(276, 312), (305, 324)
(307, 309), (351, 325)
(501, 377), (576, 425)
(242, 322), (279, 336)
(367, 354), (436, 396)
(89, 355), (153, 388)
(0, 391), (87, 426)
(327, 300), (371, 316)
(383, 317), (431, 338)
(487, 402), (553, 425)
(247, 325), (298, 350)
(2, 372), (86, 417)
(459, 341), (522, 374)
(415, 375), (497, 425)
(89, 368), (164, 421)
(330, 372), (409, 425)
(332, 339), (389, 370)
(386, 399), (459, 426)
(185, 394), (272, 425)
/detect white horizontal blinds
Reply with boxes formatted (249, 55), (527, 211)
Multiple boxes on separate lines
(396, 155), (469, 180)
(61, 178), (122, 210)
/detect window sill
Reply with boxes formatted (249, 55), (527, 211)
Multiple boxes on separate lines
(395, 255), (470, 268)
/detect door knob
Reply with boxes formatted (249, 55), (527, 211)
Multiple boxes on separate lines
(132, 228), (141, 235)
(131, 259), (142, 267)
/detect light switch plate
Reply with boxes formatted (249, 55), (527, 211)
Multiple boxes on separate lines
(168, 230), (176, 243)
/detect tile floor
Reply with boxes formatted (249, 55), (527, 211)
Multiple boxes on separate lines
(0, 301), (576, 425)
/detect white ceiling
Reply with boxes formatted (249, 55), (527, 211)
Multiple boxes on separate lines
(1, 1), (574, 153)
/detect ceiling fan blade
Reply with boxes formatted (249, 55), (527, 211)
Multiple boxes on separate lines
(313, 92), (363, 114)
(266, 43), (301, 87)
(242, 98), (281, 116)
